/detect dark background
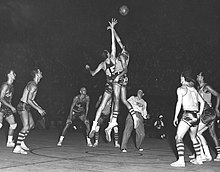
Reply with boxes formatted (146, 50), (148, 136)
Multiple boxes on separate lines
(0, 0), (219, 133)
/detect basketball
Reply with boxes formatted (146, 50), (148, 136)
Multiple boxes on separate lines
(119, 5), (129, 16)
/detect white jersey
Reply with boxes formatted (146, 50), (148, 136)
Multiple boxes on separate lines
(127, 96), (147, 117)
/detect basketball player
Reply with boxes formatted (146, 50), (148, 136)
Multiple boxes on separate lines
(57, 87), (92, 147)
(190, 72), (220, 161)
(13, 69), (46, 154)
(121, 89), (149, 152)
(105, 21), (139, 142)
(0, 70), (17, 147)
(170, 70), (205, 167)
(86, 18), (117, 138)
(93, 95), (120, 148)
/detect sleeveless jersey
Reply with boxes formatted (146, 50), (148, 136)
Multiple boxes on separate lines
(20, 81), (37, 104)
(0, 82), (14, 105)
(72, 95), (87, 113)
(182, 86), (199, 111)
(105, 60), (115, 81)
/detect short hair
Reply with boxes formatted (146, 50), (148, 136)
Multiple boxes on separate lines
(181, 70), (196, 84)
(31, 68), (40, 78)
(102, 50), (109, 59)
(5, 69), (14, 77)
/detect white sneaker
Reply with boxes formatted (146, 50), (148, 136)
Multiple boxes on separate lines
(93, 142), (98, 147)
(138, 148), (144, 152)
(21, 142), (30, 151)
(105, 121), (118, 142)
(170, 160), (185, 167)
(214, 154), (220, 161)
(6, 141), (15, 148)
(121, 149), (127, 153)
(13, 146), (28, 155)
(115, 143), (120, 148)
(57, 141), (62, 147)
(190, 157), (203, 165)
(87, 142), (93, 147)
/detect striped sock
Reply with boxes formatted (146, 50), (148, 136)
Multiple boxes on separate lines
(94, 132), (99, 143)
(17, 132), (26, 146)
(216, 146), (220, 155)
(176, 142), (184, 158)
(112, 111), (119, 122)
(193, 141), (201, 158)
(128, 108), (136, 116)
(114, 132), (119, 143)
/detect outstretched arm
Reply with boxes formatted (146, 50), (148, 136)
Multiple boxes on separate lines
(107, 18), (117, 58)
(114, 29), (125, 50)
(85, 62), (104, 76)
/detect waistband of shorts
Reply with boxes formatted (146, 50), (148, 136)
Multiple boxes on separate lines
(184, 110), (198, 114)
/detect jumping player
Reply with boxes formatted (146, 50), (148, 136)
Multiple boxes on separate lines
(86, 18), (117, 138)
(0, 70), (17, 147)
(170, 70), (205, 167)
(105, 21), (139, 142)
(121, 89), (149, 152)
(13, 69), (46, 154)
(57, 87), (92, 147)
(93, 95), (120, 147)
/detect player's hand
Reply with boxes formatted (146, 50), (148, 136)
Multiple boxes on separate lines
(173, 118), (178, 127)
(11, 107), (16, 113)
(107, 18), (117, 30)
(85, 65), (90, 70)
(38, 109), (46, 117)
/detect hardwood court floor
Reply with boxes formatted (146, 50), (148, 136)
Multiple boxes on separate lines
(0, 129), (220, 172)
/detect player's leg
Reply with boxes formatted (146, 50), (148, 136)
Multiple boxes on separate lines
(135, 112), (145, 151)
(120, 86), (139, 129)
(57, 113), (75, 146)
(89, 92), (111, 138)
(5, 114), (17, 147)
(170, 121), (190, 167)
(121, 114), (133, 152)
(80, 114), (92, 147)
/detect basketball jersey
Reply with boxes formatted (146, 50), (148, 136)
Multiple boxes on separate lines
(0, 82), (14, 105)
(105, 60), (115, 81)
(198, 83), (212, 107)
(182, 86), (199, 111)
(72, 95), (87, 112)
(20, 81), (37, 104)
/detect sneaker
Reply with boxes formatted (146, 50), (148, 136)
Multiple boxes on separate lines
(87, 142), (93, 147)
(105, 127), (112, 142)
(93, 142), (98, 147)
(13, 146), (28, 155)
(89, 121), (98, 138)
(214, 154), (220, 161)
(121, 149), (127, 153)
(204, 155), (212, 161)
(190, 158), (203, 165)
(57, 141), (62, 147)
(138, 148), (144, 152)
(21, 142), (29, 151)
(170, 160), (185, 167)
(115, 143), (120, 148)
(6, 141), (15, 148)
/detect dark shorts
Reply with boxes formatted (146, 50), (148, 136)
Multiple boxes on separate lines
(17, 101), (31, 112)
(97, 113), (109, 126)
(105, 81), (113, 94)
(181, 110), (199, 127)
(200, 107), (216, 126)
(114, 74), (128, 87)
(66, 110), (86, 124)
(0, 105), (13, 118)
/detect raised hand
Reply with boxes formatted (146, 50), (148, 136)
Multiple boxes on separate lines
(107, 18), (118, 30)
(85, 65), (90, 70)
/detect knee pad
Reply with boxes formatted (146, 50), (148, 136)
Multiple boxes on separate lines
(0, 123), (2, 128)
(84, 119), (90, 125)
(175, 135), (183, 143)
(10, 123), (17, 130)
